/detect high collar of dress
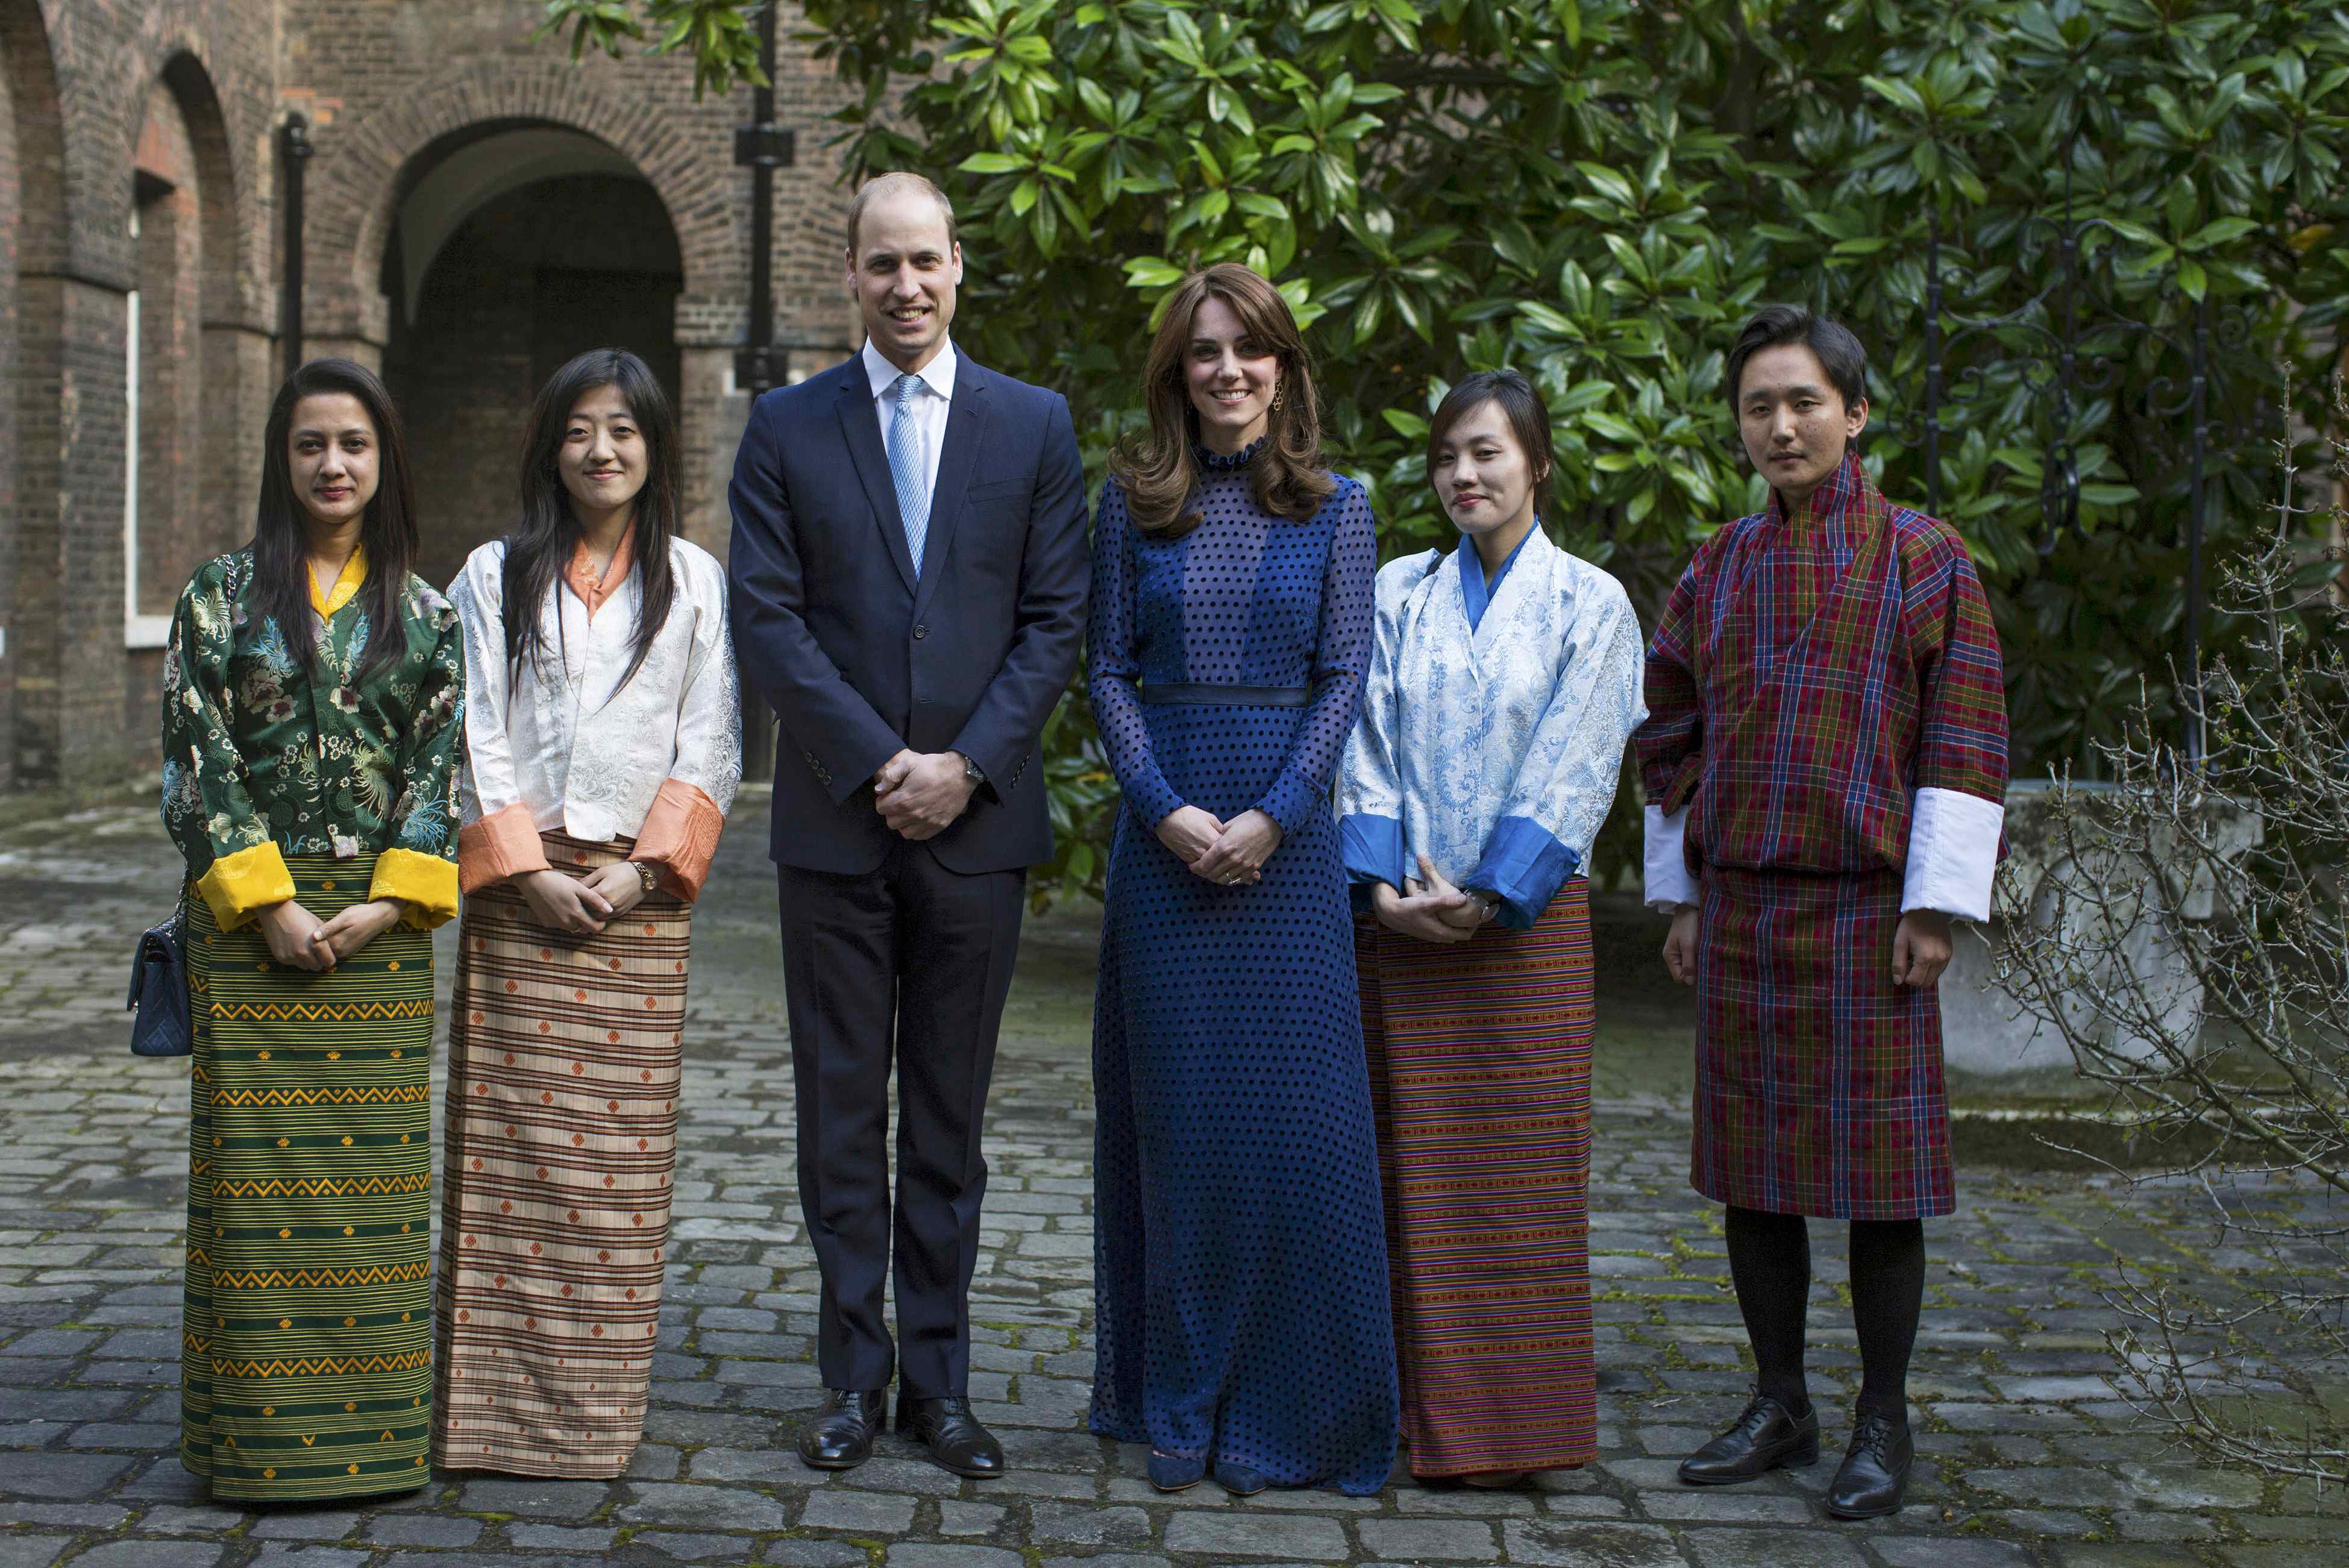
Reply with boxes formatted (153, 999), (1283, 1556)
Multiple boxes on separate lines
(1769, 450), (1871, 533)
(1193, 434), (1267, 474)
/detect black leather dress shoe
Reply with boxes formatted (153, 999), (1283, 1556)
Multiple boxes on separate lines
(1825, 1410), (1913, 1519)
(797, 1388), (886, 1470)
(1677, 1391), (1821, 1485)
(898, 1393), (1005, 1478)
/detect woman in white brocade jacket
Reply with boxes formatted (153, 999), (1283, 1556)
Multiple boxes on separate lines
(434, 347), (739, 1481)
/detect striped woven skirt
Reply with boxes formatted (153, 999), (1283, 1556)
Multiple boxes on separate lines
(1693, 866), (1952, 1220)
(433, 833), (689, 1478)
(1353, 881), (1596, 1478)
(181, 855), (436, 1501)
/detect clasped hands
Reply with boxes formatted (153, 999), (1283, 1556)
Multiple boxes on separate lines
(1155, 804), (1281, 887)
(874, 748), (977, 841)
(516, 863), (650, 937)
(254, 897), (405, 971)
(1372, 853), (1494, 944)
(1661, 905), (1953, 989)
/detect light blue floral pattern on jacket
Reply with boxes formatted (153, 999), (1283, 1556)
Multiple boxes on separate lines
(1337, 528), (1648, 926)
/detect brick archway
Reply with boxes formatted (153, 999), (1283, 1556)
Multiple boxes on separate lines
(2, 0), (67, 788)
(306, 57), (733, 345)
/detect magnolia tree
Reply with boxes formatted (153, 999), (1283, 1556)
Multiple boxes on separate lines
(542, 0), (2349, 902)
(1996, 387), (2347, 1485)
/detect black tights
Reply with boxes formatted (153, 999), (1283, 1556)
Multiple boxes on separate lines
(1722, 1206), (1925, 1424)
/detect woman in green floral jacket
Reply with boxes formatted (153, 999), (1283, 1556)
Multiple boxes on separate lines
(162, 357), (463, 1502)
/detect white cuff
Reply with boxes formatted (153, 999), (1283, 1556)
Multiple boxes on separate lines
(1644, 803), (1701, 913)
(1901, 786), (2004, 923)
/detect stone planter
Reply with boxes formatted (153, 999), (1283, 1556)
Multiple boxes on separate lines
(1939, 779), (2264, 1077)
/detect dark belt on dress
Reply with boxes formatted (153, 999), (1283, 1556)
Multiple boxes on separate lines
(1136, 683), (1312, 707)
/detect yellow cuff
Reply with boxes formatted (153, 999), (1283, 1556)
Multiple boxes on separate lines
(195, 842), (296, 930)
(369, 847), (460, 929)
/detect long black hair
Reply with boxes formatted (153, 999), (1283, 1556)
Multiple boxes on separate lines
(502, 348), (679, 694)
(252, 358), (420, 688)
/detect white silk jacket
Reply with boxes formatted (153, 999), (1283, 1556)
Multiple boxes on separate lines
(448, 536), (742, 900)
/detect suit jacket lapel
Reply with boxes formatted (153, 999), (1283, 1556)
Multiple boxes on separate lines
(834, 369), (917, 594)
(912, 364), (991, 616)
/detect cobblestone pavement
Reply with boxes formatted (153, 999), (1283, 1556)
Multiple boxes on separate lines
(2, 806), (2342, 1568)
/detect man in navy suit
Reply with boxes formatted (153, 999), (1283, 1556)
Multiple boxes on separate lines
(727, 172), (1089, 1477)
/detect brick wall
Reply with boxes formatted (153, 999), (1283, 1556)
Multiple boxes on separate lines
(4, 0), (869, 794)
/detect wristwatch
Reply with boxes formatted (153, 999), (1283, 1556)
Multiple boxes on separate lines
(629, 859), (662, 897)
(959, 752), (986, 787)
(1470, 890), (1502, 922)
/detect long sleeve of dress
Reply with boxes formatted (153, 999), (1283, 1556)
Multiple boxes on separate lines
(1335, 556), (1419, 894)
(369, 594), (466, 928)
(1254, 486), (1378, 838)
(1899, 528), (2009, 921)
(450, 550), (551, 894)
(1467, 580), (1649, 927)
(1087, 480), (1187, 830)
(1636, 551), (1709, 912)
(162, 560), (295, 928)
(632, 583), (743, 902)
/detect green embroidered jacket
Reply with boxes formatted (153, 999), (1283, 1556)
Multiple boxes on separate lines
(161, 548), (465, 929)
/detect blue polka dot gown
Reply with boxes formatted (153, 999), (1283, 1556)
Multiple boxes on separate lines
(1086, 441), (1399, 1494)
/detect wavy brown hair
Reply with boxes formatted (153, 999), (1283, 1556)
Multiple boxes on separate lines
(1114, 263), (1336, 535)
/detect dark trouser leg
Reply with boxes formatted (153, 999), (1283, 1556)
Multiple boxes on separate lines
(778, 861), (901, 1392)
(1724, 1205), (1813, 1416)
(889, 848), (1024, 1399)
(1848, 1218), (1925, 1424)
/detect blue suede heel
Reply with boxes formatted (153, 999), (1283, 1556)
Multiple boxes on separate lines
(1212, 1458), (1268, 1496)
(1147, 1449), (1205, 1491)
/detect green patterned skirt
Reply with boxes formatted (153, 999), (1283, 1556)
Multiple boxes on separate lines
(181, 855), (436, 1501)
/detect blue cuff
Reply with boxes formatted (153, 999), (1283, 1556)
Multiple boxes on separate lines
(1466, 815), (1578, 930)
(1124, 768), (1186, 833)
(1255, 770), (1326, 839)
(1340, 813), (1405, 891)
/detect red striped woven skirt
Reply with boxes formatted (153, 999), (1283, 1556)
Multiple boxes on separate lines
(1693, 866), (1953, 1220)
(432, 833), (690, 1478)
(1353, 881), (1596, 1478)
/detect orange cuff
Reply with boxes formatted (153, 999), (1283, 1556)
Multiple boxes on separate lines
(631, 779), (727, 902)
(457, 803), (553, 894)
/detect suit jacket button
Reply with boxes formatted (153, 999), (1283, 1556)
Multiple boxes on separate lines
(913, 624), (928, 640)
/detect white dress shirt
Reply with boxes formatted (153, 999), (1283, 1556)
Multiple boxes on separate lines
(862, 336), (957, 506)
(450, 538), (742, 845)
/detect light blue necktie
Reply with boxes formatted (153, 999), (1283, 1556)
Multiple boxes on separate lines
(886, 372), (929, 578)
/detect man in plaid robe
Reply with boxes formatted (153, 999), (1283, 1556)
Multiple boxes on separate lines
(1637, 306), (2007, 1520)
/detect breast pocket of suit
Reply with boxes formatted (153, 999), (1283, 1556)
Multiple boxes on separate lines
(955, 476), (1037, 583)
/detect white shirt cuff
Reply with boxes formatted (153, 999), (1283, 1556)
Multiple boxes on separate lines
(1901, 786), (2004, 922)
(1644, 803), (1701, 913)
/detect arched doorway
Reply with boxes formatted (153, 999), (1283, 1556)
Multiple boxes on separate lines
(120, 55), (248, 765)
(380, 124), (685, 590)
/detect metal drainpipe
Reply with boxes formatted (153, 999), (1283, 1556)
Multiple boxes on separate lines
(278, 115), (310, 382)
(735, 6), (795, 782)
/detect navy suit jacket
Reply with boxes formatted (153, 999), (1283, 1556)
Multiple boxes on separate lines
(726, 351), (1090, 875)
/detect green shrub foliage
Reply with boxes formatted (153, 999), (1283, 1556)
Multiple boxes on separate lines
(546, 0), (2349, 903)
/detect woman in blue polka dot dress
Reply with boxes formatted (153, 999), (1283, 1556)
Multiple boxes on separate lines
(1086, 263), (1399, 1497)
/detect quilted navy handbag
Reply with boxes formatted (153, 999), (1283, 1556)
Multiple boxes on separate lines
(127, 890), (192, 1058)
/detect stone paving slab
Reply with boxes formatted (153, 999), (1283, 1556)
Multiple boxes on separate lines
(2, 808), (2342, 1566)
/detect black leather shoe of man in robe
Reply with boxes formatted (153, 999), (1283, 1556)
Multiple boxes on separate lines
(1677, 1390), (1821, 1484)
(1825, 1410), (1913, 1519)
(898, 1393), (1005, 1478)
(797, 1388), (886, 1470)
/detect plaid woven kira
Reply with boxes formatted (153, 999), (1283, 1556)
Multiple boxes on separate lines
(1636, 454), (2007, 1220)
